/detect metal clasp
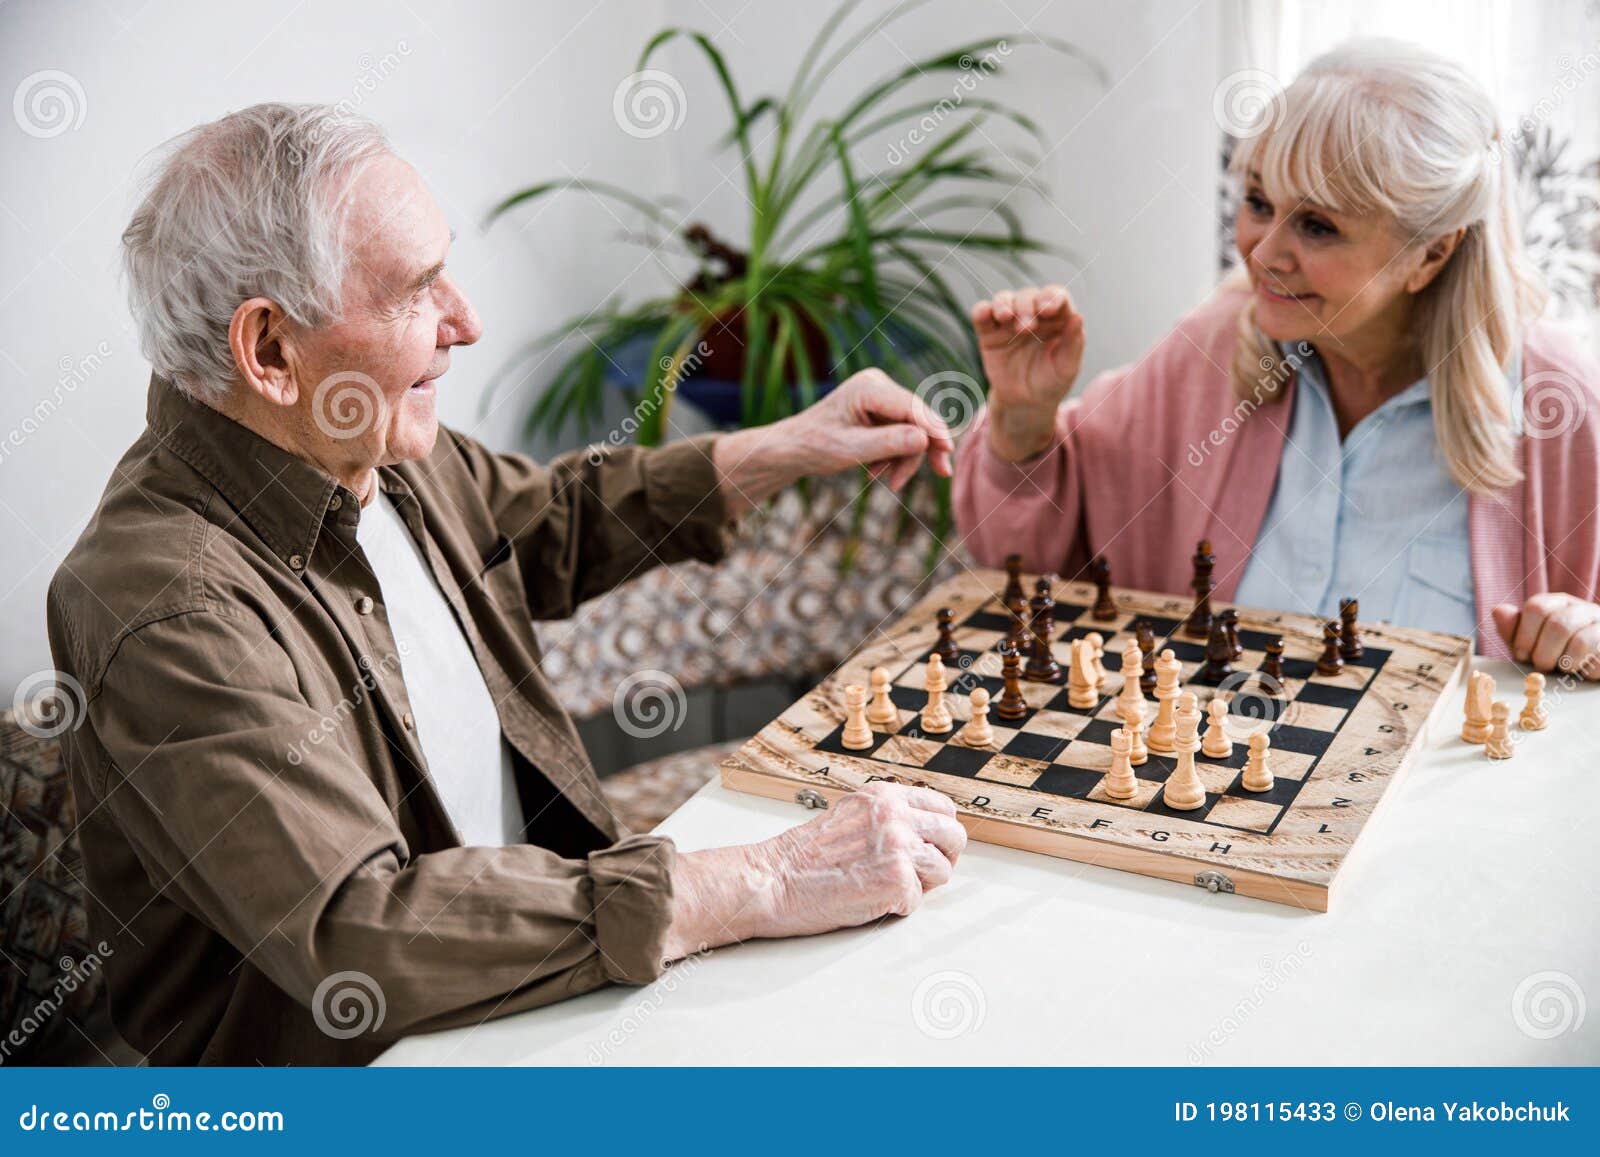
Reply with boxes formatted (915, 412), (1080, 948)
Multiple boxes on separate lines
(1194, 869), (1235, 895)
(795, 789), (829, 810)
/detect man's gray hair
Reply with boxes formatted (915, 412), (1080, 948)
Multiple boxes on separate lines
(121, 103), (391, 403)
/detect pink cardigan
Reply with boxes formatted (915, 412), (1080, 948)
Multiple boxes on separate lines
(953, 286), (1600, 657)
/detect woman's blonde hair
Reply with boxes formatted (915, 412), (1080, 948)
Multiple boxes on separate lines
(1228, 38), (1546, 493)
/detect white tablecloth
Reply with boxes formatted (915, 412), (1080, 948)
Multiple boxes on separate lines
(378, 660), (1599, 1065)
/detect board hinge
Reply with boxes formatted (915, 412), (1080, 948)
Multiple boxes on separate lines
(1194, 869), (1235, 895)
(795, 789), (829, 810)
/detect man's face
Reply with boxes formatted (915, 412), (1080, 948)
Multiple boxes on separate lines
(288, 154), (480, 472)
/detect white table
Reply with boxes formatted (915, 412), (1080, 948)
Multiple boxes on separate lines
(378, 660), (1599, 1065)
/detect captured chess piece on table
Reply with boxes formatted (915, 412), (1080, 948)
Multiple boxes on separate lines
(1519, 672), (1548, 731)
(1485, 701), (1514, 760)
(1461, 670), (1494, 744)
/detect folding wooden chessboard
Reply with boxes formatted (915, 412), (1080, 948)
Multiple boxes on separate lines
(719, 567), (1472, 911)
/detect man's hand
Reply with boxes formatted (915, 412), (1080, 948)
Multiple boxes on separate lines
(711, 369), (953, 517)
(972, 284), (1086, 462)
(1492, 594), (1600, 679)
(660, 781), (967, 960)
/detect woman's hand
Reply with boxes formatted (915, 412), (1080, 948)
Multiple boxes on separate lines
(972, 284), (1086, 461)
(1491, 594), (1600, 679)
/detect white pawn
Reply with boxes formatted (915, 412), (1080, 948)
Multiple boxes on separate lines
(922, 654), (953, 734)
(1241, 731), (1273, 792)
(867, 666), (898, 726)
(842, 683), (874, 750)
(1519, 672), (1548, 731)
(964, 687), (995, 746)
(1201, 697), (1232, 759)
(1485, 700), (1514, 760)
(1104, 727), (1138, 800)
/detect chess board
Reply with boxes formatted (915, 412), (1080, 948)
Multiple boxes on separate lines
(718, 568), (1472, 911)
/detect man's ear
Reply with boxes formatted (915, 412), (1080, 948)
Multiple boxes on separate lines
(228, 298), (299, 406)
(1405, 227), (1467, 294)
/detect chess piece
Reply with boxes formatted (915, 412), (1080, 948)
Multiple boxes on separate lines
(1147, 649), (1182, 754)
(1261, 635), (1285, 691)
(933, 607), (961, 665)
(921, 654), (953, 733)
(1085, 631), (1108, 689)
(1240, 731), (1274, 792)
(995, 642), (1028, 721)
(1221, 608), (1242, 662)
(1519, 672), (1548, 731)
(1197, 617), (1235, 685)
(1184, 539), (1216, 639)
(1201, 697), (1232, 758)
(1024, 577), (1062, 683)
(1089, 554), (1117, 621)
(1137, 619), (1158, 697)
(842, 684), (874, 749)
(1104, 727), (1138, 800)
(964, 687), (995, 746)
(1315, 621), (1345, 676)
(1461, 670), (1493, 744)
(1067, 639), (1099, 709)
(1118, 694), (1148, 766)
(1338, 597), (1364, 661)
(1485, 700), (1514, 760)
(1162, 691), (1206, 810)
(867, 666), (898, 726)
(1004, 592), (1030, 653)
(1116, 641), (1144, 714)
(1002, 553), (1024, 606)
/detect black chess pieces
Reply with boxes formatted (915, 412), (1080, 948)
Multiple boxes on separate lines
(1338, 597), (1364, 661)
(1220, 607), (1242, 661)
(1315, 621), (1345, 676)
(1137, 618), (1158, 697)
(996, 641), (1028, 721)
(1004, 591), (1030, 653)
(934, 607), (961, 665)
(1261, 634), (1285, 692)
(1184, 538), (1216, 639)
(1089, 554), (1117, 621)
(1002, 553), (1024, 606)
(1024, 576), (1062, 683)
(1196, 617), (1236, 686)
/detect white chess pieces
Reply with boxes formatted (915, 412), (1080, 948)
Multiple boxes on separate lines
(964, 687), (995, 746)
(1201, 697), (1232, 759)
(1067, 638), (1098, 709)
(1461, 669), (1493, 744)
(867, 666), (898, 726)
(1146, 649), (1182, 754)
(841, 683), (874, 749)
(1084, 631), (1108, 690)
(1116, 642), (1147, 765)
(921, 654), (953, 733)
(1519, 671), (1548, 731)
(1104, 726), (1138, 800)
(1241, 731), (1274, 792)
(1162, 690), (1205, 810)
(1485, 700), (1514, 760)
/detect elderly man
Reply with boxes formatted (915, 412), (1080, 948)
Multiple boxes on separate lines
(48, 103), (967, 1065)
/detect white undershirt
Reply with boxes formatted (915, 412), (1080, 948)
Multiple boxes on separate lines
(355, 491), (524, 847)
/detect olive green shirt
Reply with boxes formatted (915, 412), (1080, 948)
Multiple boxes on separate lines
(47, 377), (733, 1065)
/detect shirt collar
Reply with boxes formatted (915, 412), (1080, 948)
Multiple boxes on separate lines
(146, 374), (359, 569)
(1284, 341), (1433, 416)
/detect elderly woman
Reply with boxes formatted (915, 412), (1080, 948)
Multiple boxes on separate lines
(955, 39), (1600, 676)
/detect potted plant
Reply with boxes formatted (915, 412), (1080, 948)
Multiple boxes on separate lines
(485, 0), (1102, 555)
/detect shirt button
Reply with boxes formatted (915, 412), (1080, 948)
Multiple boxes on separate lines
(402, 712), (415, 731)
(288, 554), (306, 571)
(356, 596), (374, 615)
(329, 494), (343, 512)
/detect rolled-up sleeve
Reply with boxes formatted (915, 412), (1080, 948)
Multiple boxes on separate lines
(446, 428), (738, 618)
(83, 608), (679, 1040)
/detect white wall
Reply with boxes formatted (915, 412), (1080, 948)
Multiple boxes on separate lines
(0, 0), (1224, 691)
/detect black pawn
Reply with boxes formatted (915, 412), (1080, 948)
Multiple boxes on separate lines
(1315, 621), (1345, 677)
(1137, 618), (1158, 697)
(1261, 635), (1285, 693)
(1196, 618), (1236, 686)
(1221, 607), (1242, 662)
(1089, 554), (1117, 621)
(1338, 597), (1364, 661)
(933, 607), (961, 665)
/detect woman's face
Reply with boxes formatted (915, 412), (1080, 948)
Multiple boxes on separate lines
(1234, 172), (1429, 350)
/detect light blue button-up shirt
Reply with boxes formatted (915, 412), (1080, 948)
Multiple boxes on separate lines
(1232, 345), (1476, 636)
